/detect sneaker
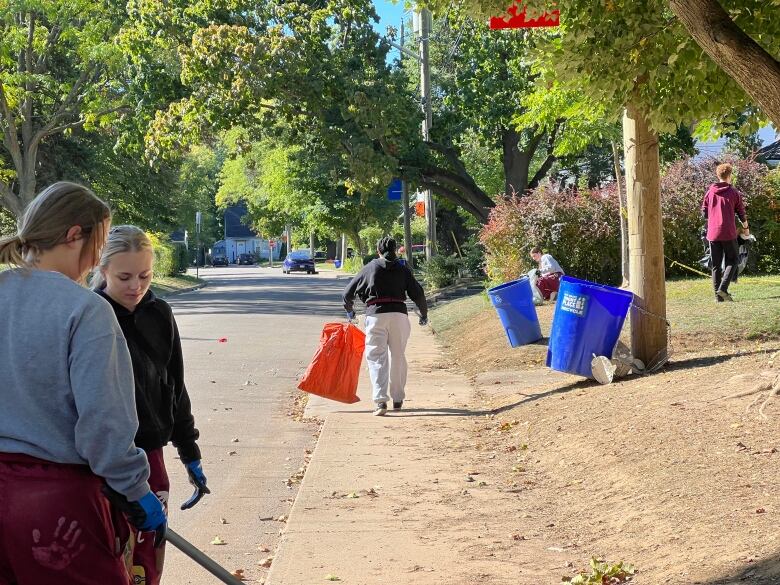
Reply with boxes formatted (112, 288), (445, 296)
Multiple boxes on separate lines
(392, 401), (403, 410)
(715, 295), (724, 303)
(717, 290), (734, 302)
(373, 403), (387, 416)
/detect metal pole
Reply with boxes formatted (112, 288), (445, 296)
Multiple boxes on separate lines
(419, 8), (436, 261)
(166, 529), (244, 585)
(402, 181), (413, 265)
(195, 211), (201, 279)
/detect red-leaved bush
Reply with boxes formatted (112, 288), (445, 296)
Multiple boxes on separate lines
(479, 184), (621, 285)
(481, 156), (779, 285)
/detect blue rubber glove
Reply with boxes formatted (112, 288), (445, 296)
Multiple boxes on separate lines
(181, 460), (210, 510)
(102, 486), (167, 547)
(186, 460), (207, 488)
(346, 311), (356, 321)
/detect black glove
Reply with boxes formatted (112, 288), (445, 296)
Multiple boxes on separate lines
(419, 316), (428, 326)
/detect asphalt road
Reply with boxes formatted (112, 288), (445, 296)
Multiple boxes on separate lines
(160, 265), (347, 584)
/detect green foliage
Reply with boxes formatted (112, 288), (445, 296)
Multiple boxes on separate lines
(436, 0), (779, 137)
(480, 185), (621, 286)
(420, 255), (461, 290)
(342, 255), (366, 274)
(563, 558), (635, 584)
(147, 232), (176, 278)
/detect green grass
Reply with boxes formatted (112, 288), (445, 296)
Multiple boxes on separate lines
(666, 275), (780, 339)
(430, 292), (491, 334)
(150, 273), (203, 297)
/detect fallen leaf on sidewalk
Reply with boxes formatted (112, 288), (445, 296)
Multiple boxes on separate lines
(345, 492), (359, 499)
(228, 450), (237, 456)
(232, 438), (240, 442)
(258, 556), (274, 568)
(220, 518), (228, 524)
(277, 515), (288, 522)
(324, 575), (341, 581)
(210, 536), (226, 545)
(218, 338), (228, 343)
(258, 546), (271, 553)
(231, 569), (245, 580)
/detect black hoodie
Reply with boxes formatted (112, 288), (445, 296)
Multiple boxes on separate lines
(342, 257), (428, 318)
(96, 288), (201, 463)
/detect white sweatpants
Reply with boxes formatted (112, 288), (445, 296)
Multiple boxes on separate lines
(364, 312), (411, 406)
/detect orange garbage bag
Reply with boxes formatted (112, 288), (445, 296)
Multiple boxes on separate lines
(297, 322), (365, 404)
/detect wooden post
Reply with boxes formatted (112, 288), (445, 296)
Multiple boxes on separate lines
(623, 104), (667, 368)
(402, 181), (413, 265)
(611, 141), (629, 288)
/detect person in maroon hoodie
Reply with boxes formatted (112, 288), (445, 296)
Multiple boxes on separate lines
(701, 163), (749, 302)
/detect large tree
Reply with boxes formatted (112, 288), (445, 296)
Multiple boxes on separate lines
(0, 1), (128, 215)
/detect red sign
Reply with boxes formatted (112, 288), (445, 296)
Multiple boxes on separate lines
(490, 3), (560, 29)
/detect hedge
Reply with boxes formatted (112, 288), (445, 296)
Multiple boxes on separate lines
(480, 156), (779, 285)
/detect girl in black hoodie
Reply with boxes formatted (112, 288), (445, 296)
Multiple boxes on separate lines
(93, 225), (206, 585)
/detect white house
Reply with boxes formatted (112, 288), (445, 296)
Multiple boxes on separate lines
(217, 203), (282, 262)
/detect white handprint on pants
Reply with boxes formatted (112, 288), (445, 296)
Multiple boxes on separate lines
(31, 516), (86, 570)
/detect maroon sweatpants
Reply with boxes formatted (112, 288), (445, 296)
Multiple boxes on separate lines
(130, 449), (169, 585)
(537, 272), (563, 300)
(0, 452), (132, 585)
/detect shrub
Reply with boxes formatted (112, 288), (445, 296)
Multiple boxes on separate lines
(480, 185), (621, 285)
(342, 255), (365, 274)
(148, 233), (177, 277)
(460, 235), (487, 278)
(661, 156), (778, 275)
(420, 255), (461, 289)
(480, 156), (780, 285)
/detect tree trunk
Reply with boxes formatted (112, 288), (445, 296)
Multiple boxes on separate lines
(502, 128), (530, 196)
(611, 140), (629, 287)
(668, 0), (780, 129)
(623, 104), (668, 370)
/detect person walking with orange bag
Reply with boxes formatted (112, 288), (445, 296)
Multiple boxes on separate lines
(342, 237), (428, 416)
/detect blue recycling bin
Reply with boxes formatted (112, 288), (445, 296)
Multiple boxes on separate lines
(334, 259), (342, 269)
(546, 276), (633, 378)
(487, 277), (543, 347)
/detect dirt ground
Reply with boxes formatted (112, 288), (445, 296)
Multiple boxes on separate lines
(428, 299), (780, 584)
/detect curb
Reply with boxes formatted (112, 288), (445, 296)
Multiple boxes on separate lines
(158, 281), (207, 299)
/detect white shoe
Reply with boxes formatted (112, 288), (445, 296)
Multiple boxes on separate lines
(373, 403), (387, 416)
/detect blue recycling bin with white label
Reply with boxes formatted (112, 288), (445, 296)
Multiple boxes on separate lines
(546, 276), (633, 378)
(487, 277), (543, 347)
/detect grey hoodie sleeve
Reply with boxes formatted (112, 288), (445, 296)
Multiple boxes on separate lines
(70, 301), (150, 501)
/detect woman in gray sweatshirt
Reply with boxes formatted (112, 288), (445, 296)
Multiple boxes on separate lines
(0, 182), (165, 584)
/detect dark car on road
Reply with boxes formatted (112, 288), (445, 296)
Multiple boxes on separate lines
(212, 254), (229, 267)
(238, 253), (255, 265)
(283, 250), (316, 274)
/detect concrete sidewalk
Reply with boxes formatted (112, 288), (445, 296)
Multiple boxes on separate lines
(266, 317), (571, 585)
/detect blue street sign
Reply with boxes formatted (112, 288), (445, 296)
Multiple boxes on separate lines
(387, 178), (403, 201)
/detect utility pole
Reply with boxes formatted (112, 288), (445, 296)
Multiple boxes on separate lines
(195, 211), (202, 279)
(400, 18), (413, 266)
(418, 8), (436, 261)
(623, 105), (668, 369)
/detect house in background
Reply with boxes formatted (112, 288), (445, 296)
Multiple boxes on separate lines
(216, 202), (282, 262)
(757, 140), (780, 168)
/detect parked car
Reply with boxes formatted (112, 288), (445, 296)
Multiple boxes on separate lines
(237, 253), (255, 265)
(283, 250), (316, 274)
(212, 255), (229, 267)
(314, 251), (328, 263)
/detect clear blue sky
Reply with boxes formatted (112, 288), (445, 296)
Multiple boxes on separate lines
(372, 0), (406, 37)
